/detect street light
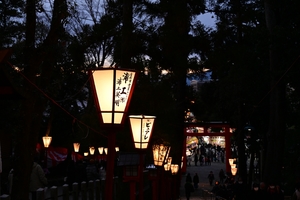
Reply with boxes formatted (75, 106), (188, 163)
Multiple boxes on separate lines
(98, 147), (104, 154)
(152, 141), (171, 167)
(42, 136), (52, 148)
(88, 68), (138, 127)
(170, 164), (179, 175)
(164, 158), (173, 200)
(170, 164), (179, 200)
(230, 158), (238, 181)
(89, 68), (138, 200)
(129, 115), (156, 200)
(229, 158), (234, 166)
(152, 140), (171, 199)
(164, 157), (172, 171)
(89, 147), (95, 155)
(129, 115), (156, 149)
(42, 136), (52, 168)
(73, 143), (80, 152)
(231, 167), (238, 176)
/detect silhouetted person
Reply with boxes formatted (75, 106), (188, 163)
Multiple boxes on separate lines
(186, 173), (192, 183)
(184, 180), (194, 200)
(194, 153), (199, 166)
(208, 171), (215, 186)
(30, 160), (48, 200)
(259, 182), (269, 199)
(233, 178), (249, 200)
(193, 173), (199, 190)
(250, 183), (261, 199)
(219, 169), (226, 184)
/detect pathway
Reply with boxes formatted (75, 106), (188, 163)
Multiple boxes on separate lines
(178, 161), (226, 200)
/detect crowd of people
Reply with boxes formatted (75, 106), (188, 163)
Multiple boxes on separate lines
(183, 144), (300, 200)
(210, 177), (286, 200)
(184, 168), (291, 200)
(187, 144), (226, 167)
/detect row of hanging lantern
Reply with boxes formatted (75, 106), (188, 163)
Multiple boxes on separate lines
(41, 68), (181, 200)
(42, 138), (119, 156)
(128, 115), (180, 200)
(42, 116), (179, 174)
(73, 143), (119, 156)
(151, 140), (180, 175)
(163, 157), (179, 175)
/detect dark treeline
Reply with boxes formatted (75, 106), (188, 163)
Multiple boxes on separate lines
(1, 0), (300, 198)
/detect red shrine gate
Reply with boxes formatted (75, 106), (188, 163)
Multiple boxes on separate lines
(182, 122), (234, 173)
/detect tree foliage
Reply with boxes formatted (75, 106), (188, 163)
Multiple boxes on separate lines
(2, 0), (300, 197)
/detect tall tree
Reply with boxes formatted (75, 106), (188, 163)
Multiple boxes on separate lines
(10, 0), (68, 198)
(203, 0), (270, 184)
(263, 0), (286, 185)
(0, 0), (24, 47)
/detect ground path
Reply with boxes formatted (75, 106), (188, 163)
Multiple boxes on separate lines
(178, 161), (226, 200)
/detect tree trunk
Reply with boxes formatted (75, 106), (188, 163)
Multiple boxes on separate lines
(11, 0), (67, 198)
(162, 0), (190, 197)
(263, 0), (286, 185)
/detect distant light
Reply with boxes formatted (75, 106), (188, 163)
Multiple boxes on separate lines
(73, 143), (80, 152)
(98, 147), (104, 154)
(42, 136), (52, 148)
(171, 164), (179, 175)
(161, 70), (169, 75)
(89, 147), (95, 155)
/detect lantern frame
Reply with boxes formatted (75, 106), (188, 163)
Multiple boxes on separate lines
(89, 147), (95, 155)
(42, 136), (52, 148)
(129, 115), (156, 149)
(229, 158), (234, 165)
(98, 147), (104, 154)
(164, 157), (172, 171)
(73, 143), (80, 152)
(171, 164), (179, 175)
(231, 167), (238, 176)
(152, 141), (171, 167)
(88, 68), (138, 128)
